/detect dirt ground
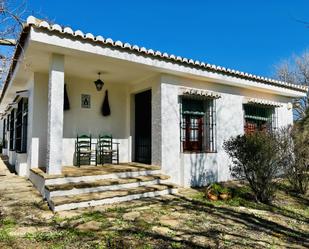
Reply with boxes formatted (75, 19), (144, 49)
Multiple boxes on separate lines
(0, 157), (308, 249)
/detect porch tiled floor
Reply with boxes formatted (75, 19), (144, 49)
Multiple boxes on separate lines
(30, 162), (161, 179)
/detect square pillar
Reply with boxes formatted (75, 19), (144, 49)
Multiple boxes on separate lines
(46, 54), (64, 174)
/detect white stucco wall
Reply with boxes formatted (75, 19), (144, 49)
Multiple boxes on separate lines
(26, 73), (132, 167)
(160, 75), (294, 187)
(15, 153), (27, 176)
(8, 151), (16, 165)
(62, 76), (130, 165)
(27, 73), (48, 169)
(46, 54), (65, 174)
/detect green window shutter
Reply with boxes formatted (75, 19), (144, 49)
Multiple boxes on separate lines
(182, 98), (205, 115)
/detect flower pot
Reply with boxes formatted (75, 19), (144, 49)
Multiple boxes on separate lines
(206, 191), (218, 201)
(219, 193), (230, 200)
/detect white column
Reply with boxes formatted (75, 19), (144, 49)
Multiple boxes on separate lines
(46, 54), (64, 174)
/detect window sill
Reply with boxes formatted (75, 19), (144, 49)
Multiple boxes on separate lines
(16, 151), (27, 154)
(182, 151), (217, 154)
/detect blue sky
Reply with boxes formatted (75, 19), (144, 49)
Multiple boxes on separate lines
(27, 0), (308, 78)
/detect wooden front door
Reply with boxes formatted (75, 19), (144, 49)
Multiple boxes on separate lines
(135, 90), (151, 164)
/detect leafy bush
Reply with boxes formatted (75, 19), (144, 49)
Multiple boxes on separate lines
(292, 136), (309, 194)
(280, 125), (309, 194)
(223, 131), (286, 204)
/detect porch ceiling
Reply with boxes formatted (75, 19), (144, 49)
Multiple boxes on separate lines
(20, 41), (159, 85)
(0, 42), (159, 112)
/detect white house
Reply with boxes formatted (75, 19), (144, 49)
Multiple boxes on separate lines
(0, 16), (307, 211)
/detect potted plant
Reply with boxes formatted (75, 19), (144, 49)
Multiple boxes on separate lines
(205, 183), (231, 201)
(219, 188), (231, 200)
(206, 188), (218, 201)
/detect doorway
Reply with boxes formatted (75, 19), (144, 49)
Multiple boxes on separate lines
(134, 90), (151, 164)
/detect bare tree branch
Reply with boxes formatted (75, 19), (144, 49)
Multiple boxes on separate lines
(295, 19), (309, 28)
(0, 0), (26, 87)
(275, 50), (309, 120)
(0, 38), (16, 46)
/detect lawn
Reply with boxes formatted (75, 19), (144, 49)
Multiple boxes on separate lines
(0, 177), (308, 249)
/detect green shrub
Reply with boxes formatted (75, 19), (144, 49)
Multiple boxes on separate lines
(281, 125), (309, 194)
(223, 131), (286, 204)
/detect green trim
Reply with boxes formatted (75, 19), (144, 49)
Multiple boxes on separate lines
(244, 115), (270, 121)
(182, 111), (205, 115)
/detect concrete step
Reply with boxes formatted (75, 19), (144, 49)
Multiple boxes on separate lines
(45, 174), (170, 198)
(49, 183), (178, 212)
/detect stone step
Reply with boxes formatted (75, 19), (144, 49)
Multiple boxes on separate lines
(32, 163), (161, 179)
(44, 169), (162, 185)
(31, 164), (162, 185)
(49, 183), (178, 212)
(45, 174), (170, 198)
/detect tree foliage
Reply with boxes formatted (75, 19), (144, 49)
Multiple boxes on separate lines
(223, 131), (288, 204)
(282, 120), (309, 194)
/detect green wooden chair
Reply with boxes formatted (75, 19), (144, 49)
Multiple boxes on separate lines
(96, 135), (119, 165)
(75, 134), (92, 166)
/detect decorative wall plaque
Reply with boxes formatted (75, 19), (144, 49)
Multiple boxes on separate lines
(81, 94), (91, 109)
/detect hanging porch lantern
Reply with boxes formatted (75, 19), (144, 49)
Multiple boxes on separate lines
(94, 72), (104, 91)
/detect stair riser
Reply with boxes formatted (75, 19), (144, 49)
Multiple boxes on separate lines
(46, 179), (169, 198)
(51, 188), (178, 212)
(45, 170), (162, 185)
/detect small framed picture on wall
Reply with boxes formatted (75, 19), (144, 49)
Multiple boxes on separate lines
(81, 94), (91, 109)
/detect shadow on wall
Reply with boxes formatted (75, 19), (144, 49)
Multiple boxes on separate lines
(161, 82), (241, 186)
(188, 101), (242, 187)
(189, 153), (218, 187)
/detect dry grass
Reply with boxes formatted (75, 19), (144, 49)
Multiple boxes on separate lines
(0, 156), (308, 248)
(0, 181), (308, 248)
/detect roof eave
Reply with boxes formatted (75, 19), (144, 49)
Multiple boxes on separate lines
(0, 15), (307, 108)
(0, 25), (31, 106)
(25, 14), (307, 94)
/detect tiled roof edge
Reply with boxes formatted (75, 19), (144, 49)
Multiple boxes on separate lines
(22, 16), (309, 93)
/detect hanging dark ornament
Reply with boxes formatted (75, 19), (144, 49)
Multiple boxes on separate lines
(101, 90), (111, 116)
(63, 84), (70, 110)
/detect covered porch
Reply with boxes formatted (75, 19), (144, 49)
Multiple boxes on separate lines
(0, 34), (163, 176)
(33, 51), (159, 175)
